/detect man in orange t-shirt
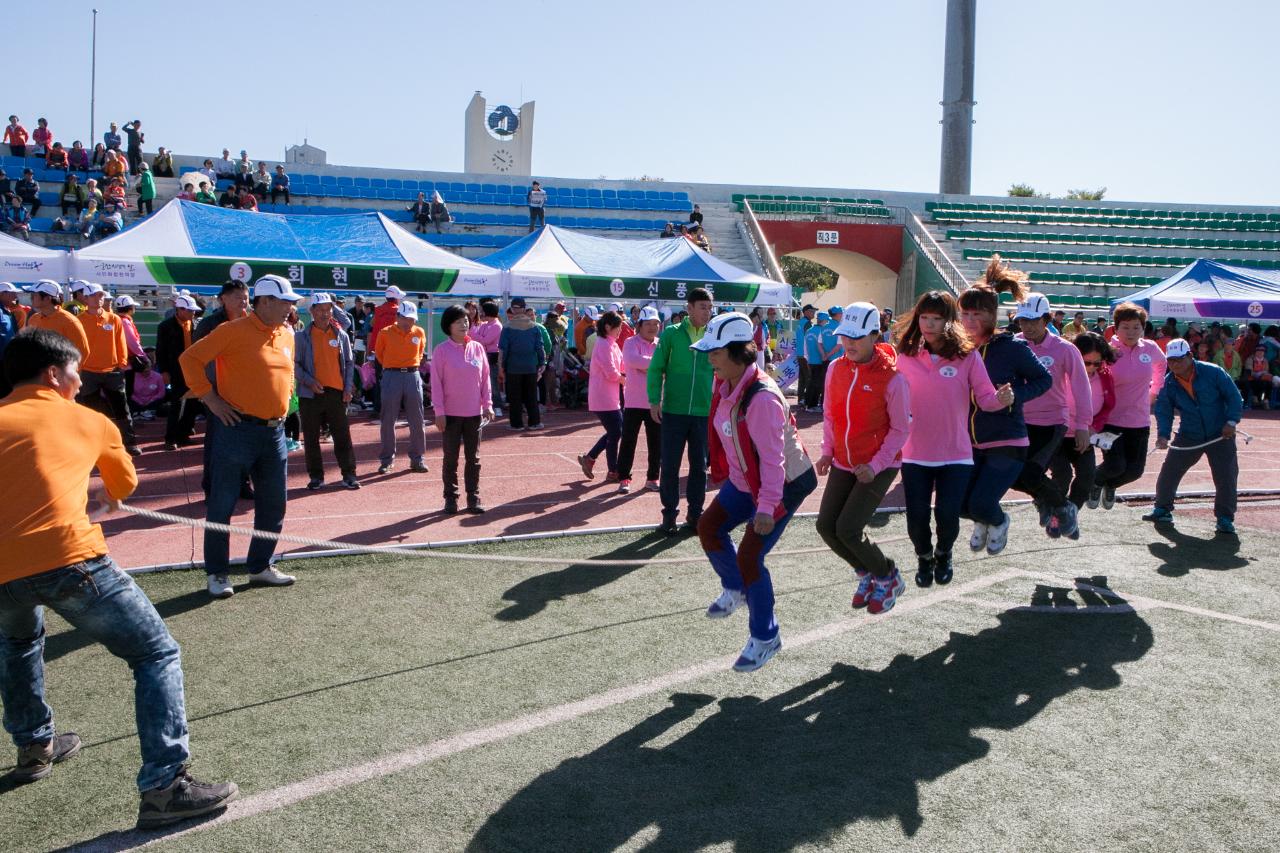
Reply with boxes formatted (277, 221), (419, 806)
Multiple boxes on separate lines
(373, 300), (428, 474)
(0, 327), (238, 823)
(24, 280), (90, 357)
(75, 282), (140, 455)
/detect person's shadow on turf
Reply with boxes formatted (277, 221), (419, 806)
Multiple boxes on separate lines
(1148, 525), (1250, 578)
(468, 594), (1153, 852)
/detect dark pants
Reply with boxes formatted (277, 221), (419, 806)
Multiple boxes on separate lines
(127, 146), (143, 174)
(270, 187), (290, 204)
(138, 197), (154, 216)
(76, 369), (136, 447)
(816, 466), (898, 578)
(588, 409), (624, 472)
(487, 352), (505, 408)
(659, 412), (708, 524)
(617, 407), (660, 481)
(1097, 425), (1150, 490)
(505, 372), (540, 428)
(901, 462), (972, 558)
(1154, 438), (1238, 520)
(61, 200), (84, 216)
(528, 207), (545, 231)
(204, 420), (287, 576)
(299, 389), (356, 480)
(804, 361), (827, 409)
(8, 144), (25, 157)
(164, 385), (201, 445)
(442, 414), (482, 501)
(962, 446), (1026, 526)
(796, 357), (809, 404)
(1013, 423), (1069, 510)
(1049, 443), (1096, 509)
(24, 198), (40, 217)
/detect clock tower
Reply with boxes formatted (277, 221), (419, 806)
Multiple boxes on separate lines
(464, 92), (535, 176)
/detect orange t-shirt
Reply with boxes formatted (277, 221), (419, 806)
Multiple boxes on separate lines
(310, 324), (344, 391)
(181, 318), (192, 351)
(373, 323), (426, 369)
(28, 306), (91, 358)
(0, 385), (138, 583)
(179, 313), (295, 420)
(77, 310), (129, 372)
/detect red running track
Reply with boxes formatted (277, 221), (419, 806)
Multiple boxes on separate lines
(99, 407), (1280, 569)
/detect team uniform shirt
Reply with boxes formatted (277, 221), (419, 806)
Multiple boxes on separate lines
(28, 306), (91, 358)
(803, 325), (826, 363)
(310, 324), (345, 391)
(77, 310), (130, 372)
(374, 323), (426, 369)
(1016, 332), (1092, 431)
(588, 336), (625, 412)
(429, 337), (491, 418)
(896, 349), (1004, 466)
(1106, 337), (1167, 428)
(820, 345), (910, 474)
(471, 318), (503, 355)
(710, 364), (795, 518)
(0, 385), (138, 583)
(621, 335), (657, 409)
(820, 323), (842, 363)
(179, 313), (296, 420)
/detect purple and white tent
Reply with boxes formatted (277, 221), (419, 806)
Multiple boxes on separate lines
(1114, 259), (1280, 321)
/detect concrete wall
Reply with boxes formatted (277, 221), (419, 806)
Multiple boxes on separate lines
(787, 248), (897, 313)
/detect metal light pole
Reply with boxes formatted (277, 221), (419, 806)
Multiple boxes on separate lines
(90, 9), (98, 147)
(939, 0), (977, 195)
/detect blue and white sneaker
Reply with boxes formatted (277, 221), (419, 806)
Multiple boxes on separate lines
(706, 588), (747, 619)
(1215, 517), (1237, 536)
(986, 513), (1012, 555)
(733, 634), (782, 672)
(969, 522), (990, 553)
(1142, 507), (1174, 525)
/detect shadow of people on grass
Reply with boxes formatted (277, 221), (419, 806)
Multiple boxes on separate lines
(1148, 524), (1250, 577)
(495, 531), (686, 621)
(43, 587), (228, 664)
(468, 597), (1152, 852)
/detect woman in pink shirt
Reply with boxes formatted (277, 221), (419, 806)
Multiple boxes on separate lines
(615, 305), (662, 493)
(1050, 331), (1116, 511)
(578, 311), (626, 481)
(894, 291), (1013, 587)
(430, 305), (494, 514)
(1094, 302), (1166, 508)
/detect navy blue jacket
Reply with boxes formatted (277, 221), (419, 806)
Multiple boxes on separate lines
(968, 332), (1053, 446)
(1154, 361), (1243, 445)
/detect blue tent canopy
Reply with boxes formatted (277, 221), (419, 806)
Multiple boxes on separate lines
(1114, 259), (1280, 321)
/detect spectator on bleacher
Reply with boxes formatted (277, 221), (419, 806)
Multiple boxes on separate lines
(198, 159), (218, 186)
(68, 140), (89, 172)
(616, 305), (662, 493)
(103, 122), (121, 153)
(90, 142), (107, 169)
(473, 300), (505, 416)
(214, 149), (236, 180)
(234, 150), (253, 188)
(2, 195), (31, 240)
(103, 149), (127, 180)
(270, 165), (290, 204)
(4, 116), (28, 157)
(296, 293), (359, 491)
(94, 203), (123, 241)
(527, 181), (547, 232)
(152, 146), (174, 177)
(81, 177), (101, 209)
(218, 184), (241, 208)
(194, 181), (217, 205)
(45, 142), (68, 172)
(136, 162), (155, 216)
(74, 283), (140, 456)
(498, 296), (546, 430)
(123, 121), (144, 175)
(689, 204), (703, 227)
(77, 199), (98, 239)
(688, 223), (711, 252)
(251, 162), (271, 198)
(660, 222), (676, 238)
(1061, 311), (1088, 341)
(238, 188), (258, 212)
(1050, 310), (1066, 335)
(578, 310), (625, 480)
(430, 191), (450, 233)
(30, 117), (52, 158)
(374, 300), (429, 475)
(408, 192), (431, 233)
(104, 177), (127, 212)
(431, 305), (493, 514)
(60, 173), (87, 216)
(177, 181), (196, 202)
(0, 168), (10, 199)
(16, 169), (40, 217)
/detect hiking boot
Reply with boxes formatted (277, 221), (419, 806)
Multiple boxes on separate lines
(706, 587), (747, 619)
(851, 569), (874, 609)
(986, 512), (1012, 555)
(11, 733), (80, 783)
(247, 566), (295, 586)
(732, 634), (782, 672)
(658, 519), (680, 536)
(465, 499), (486, 514)
(933, 552), (954, 585)
(969, 522), (990, 553)
(137, 766), (239, 829)
(1057, 502), (1080, 540)
(914, 554), (935, 588)
(866, 567), (906, 615)
(577, 453), (596, 480)
(1143, 506), (1174, 524)
(444, 498), (459, 515)
(1102, 486), (1117, 510)
(1086, 486), (1102, 510)
(207, 575), (234, 599)
(1216, 517), (1237, 536)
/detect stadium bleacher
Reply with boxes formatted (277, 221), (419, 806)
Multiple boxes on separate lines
(927, 200), (1280, 232)
(733, 193), (892, 219)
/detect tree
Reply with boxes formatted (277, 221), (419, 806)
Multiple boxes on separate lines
(1067, 187), (1107, 201)
(1008, 183), (1047, 198)
(780, 256), (837, 293)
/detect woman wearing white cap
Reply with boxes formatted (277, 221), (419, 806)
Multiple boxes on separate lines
(615, 305), (662, 492)
(814, 302), (911, 614)
(695, 312), (817, 672)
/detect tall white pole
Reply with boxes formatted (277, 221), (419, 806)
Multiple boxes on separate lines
(90, 9), (98, 147)
(939, 0), (977, 195)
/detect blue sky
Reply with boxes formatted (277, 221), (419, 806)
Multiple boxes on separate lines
(9, 0), (1278, 205)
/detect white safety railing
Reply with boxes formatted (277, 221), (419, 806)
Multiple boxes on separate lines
(900, 207), (967, 295)
(740, 199), (787, 286)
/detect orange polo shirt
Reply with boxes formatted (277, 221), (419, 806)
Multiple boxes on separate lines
(179, 313), (295, 420)
(28, 306), (91, 359)
(77, 309), (129, 372)
(310, 324), (344, 391)
(0, 385), (138, 583)
(374, 323), (426, 369)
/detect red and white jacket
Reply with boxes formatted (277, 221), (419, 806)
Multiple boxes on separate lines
(821, 343), (910, 474)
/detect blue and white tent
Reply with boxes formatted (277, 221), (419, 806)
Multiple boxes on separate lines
(1113, 259), (1280, 321)
(0, 230), (69, 283)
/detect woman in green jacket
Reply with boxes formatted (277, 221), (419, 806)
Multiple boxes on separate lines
(136, 162), (156, 216)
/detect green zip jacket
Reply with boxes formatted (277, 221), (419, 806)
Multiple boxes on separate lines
(647, 318), (713, 416)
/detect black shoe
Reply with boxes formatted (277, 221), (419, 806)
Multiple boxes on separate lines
(409, 462), (429, 473)
(126, 445), (142, 457)
(306, 477), (324, 491)
(162, 442), (178, 452)
(239, 484), (255, 501)
(465, 500), (486, 514)
(341, 475), (361, 490)
(137, 766), (239, 829)
(658, 519), (680, 536)
(11, 732), (80, 784)
(914, 554), (935, 588)
(934, 552), (954, 585)
(444, 498), (459, 514)
(680, 516), (702, 534)
(377, 463), (393, 475)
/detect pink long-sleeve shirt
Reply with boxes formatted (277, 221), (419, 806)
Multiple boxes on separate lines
(429, 337), (491, 418)
(713, 364), (788, 516)
(588, 335), (625, 412)
(896, 348), (1003, 465)
(1107, 337), (1166, 428)
(820, 370), (911, 475)
(1017, 332), (1092, 432)
(621, 335), (656, 409)
(471, 318), (503, 354)
(120, 315), (145, 359)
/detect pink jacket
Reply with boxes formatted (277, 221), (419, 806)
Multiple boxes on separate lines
(896, 348), (1003, 465)
(621, 335), (656, 409)
(1106, 337), (1166, 428)
(131, 371), (166, 406)
(429, 337), (491, 418)
(121, 315), (145, 359)
(711, 364), (790, 517)
(1017, 332), (1092, 431)
(588, 335), (625, 412)
(471, 319), (503, 354)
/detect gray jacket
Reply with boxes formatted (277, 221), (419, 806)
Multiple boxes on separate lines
(295, 321), (355, 399)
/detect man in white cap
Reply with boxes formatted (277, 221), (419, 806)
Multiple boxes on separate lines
(64, 279), (91, 316)
(74, 282), (141, 456)
(373, 299), (428, 475)
(295, 293), (359, 490)
(1143, 338), (1243, 536)
(179, 275), (301, 598)
(366, 285), (406, 418)
(155, 293), (202, 450)
(25, 280), (90, 359)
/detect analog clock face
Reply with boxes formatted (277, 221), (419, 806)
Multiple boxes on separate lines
(491, 150), (514, 172)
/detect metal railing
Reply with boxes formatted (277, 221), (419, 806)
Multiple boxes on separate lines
(740, 199), (787, 285)
(901, 207), (967, 295)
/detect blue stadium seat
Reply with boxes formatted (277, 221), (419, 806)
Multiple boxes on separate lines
(674, 191), (689, 201)
(449, 182), (465, 193)
(402, 179), (418, 191)
(359, 188), (377, 199)
(659, 191), (674, 201)
(420, 181), (434, 193)
(377, 188), (393, 200)
(303, 174), (321, 186)
(320, 175), (337, 187)
(354, 177), (370, 188)
(645, 191), (660, 200)
(604, 199), (620, 209)
(481, 183), (497, 194)
(587, 188), (602, 199)
(572, 187), (588, 198)
(589, 198), (604, 209)
(602, 189), (616, 199)
(336, 176), (353, 187)
(370, 178), (386, 188)
(465, 183), (481, 193)
(386, 179), (402, 189)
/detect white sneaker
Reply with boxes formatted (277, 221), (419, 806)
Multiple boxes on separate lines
(969, 522), (990, 552)
(733, 634), (782, 672)
(207, 575), (234, 599)
(705, 588), (747, 619)
(986, 513), (1011, 555)
(247, 566), (296, 586)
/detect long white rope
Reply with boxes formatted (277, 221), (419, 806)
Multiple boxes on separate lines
(1152, 430), (1254, 455)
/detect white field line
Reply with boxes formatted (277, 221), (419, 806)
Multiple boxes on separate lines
(67, 567), (1025, 853)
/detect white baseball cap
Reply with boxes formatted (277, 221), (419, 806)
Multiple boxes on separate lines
(174, 294), (199, 311)
(24, 280), (62, 299)
(0, 281), (21, 293)
(69, 279), (91, 294)
(252, 274), (302, 302)
(1014, 293), (1052, 320)
(385, 285), (407, 300)
(1165, 338), (1192, 359)
(690, 311), (754, 352)
(310, 292), (334, 305)
(397, 301), (418, 318)
(638, 305), (660, 322)
(609, 301), (623, 312)
(835, 302), (881, 340)
(584, 305), (600, 320)
(113, 294), (138, 308)
(82, 282), (106, 296)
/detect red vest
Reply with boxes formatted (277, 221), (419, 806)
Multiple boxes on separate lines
(826, 343), (900, 470)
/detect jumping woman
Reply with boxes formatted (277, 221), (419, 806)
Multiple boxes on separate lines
(1094, 302), (1166, 508)
(1051, 331), (1116, 509)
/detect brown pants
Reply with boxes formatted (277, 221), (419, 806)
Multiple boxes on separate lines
(299, 388), (356, 480)
(815, 466), (898, 578)
(442, 414), (482, 501)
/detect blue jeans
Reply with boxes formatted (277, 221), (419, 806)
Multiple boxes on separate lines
(205, 419), (288, 576)
(0, 555), (189, 791)
(697, 470), (817, 641)
(588, 409), (624, 472)
(659, 412), (708, 524)
(962, 447), (1026, 527)
(900, 463), (972, 557)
